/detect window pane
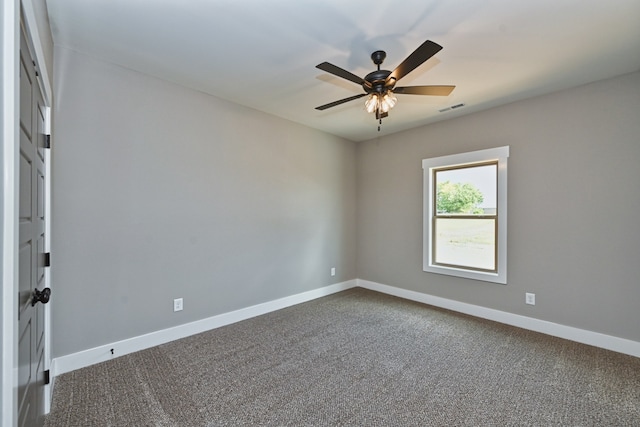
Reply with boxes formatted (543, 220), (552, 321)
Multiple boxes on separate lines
(435, 164), (497, 215)
(434, 218), (496, 271)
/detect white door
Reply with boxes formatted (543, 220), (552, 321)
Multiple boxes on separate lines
(18, 22), (49, 427)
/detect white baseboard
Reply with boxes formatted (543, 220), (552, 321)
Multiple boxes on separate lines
(357, 279), (640, 358)
(52, 277), (639, 379)
(52, 280), (357, 377)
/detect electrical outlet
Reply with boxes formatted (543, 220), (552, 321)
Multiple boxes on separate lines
(173, 298), (183, 312)
(331, 267), (336, 276)
(525, 293), (536, 306)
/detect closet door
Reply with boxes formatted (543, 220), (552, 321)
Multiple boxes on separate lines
(18, 21), (48, 427)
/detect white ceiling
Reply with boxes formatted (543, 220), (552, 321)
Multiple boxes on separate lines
(46, 0), (640, 142)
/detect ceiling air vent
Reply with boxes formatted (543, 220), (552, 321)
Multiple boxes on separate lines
(439, 103), (465, 113)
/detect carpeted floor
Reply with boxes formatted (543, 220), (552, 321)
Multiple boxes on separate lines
(45, 288), (640, 426)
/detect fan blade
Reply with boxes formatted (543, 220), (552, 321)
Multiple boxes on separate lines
(315, 93), (367, 110)
(393, 85), (455, 96)
(387, 40), (443, 83)
(316, 62), (365, 85)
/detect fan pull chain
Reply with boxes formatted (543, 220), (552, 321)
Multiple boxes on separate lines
(378, 118), (382, 132)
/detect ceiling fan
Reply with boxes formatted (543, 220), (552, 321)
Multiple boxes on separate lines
(315, 40), (455, 130)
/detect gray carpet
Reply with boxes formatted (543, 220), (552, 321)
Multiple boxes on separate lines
(45, 288), (640, 426)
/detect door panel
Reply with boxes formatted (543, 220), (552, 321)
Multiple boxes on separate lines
(19, 150), (32, 220)
(17, 320), (32, 423)
(37, 102), (46, 162)
(19, 56), (32, 140)
(37, 171), (45, 219)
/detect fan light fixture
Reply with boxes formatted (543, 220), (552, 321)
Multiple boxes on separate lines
(364, 91), (397, 114)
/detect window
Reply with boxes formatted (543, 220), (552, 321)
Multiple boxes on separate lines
(423, 146), (509, 284)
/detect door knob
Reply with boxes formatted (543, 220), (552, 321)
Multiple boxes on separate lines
(32, 287), (51, 306)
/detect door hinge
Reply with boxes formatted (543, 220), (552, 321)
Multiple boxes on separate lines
(44, 370), (50, 385)
(45, 134), (51, 149)
(44, 252), (51, 267)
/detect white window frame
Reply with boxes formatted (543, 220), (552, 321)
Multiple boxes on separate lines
(422, 146), (509, 284)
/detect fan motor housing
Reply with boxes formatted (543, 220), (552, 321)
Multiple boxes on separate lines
(364, 70), (392, 93)
(364, 51), (396, 94)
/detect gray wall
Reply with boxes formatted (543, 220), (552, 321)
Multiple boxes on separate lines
(357, 71), (640, 342)
(30, 0), (54, 84)
(51, 47), (357, 357)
